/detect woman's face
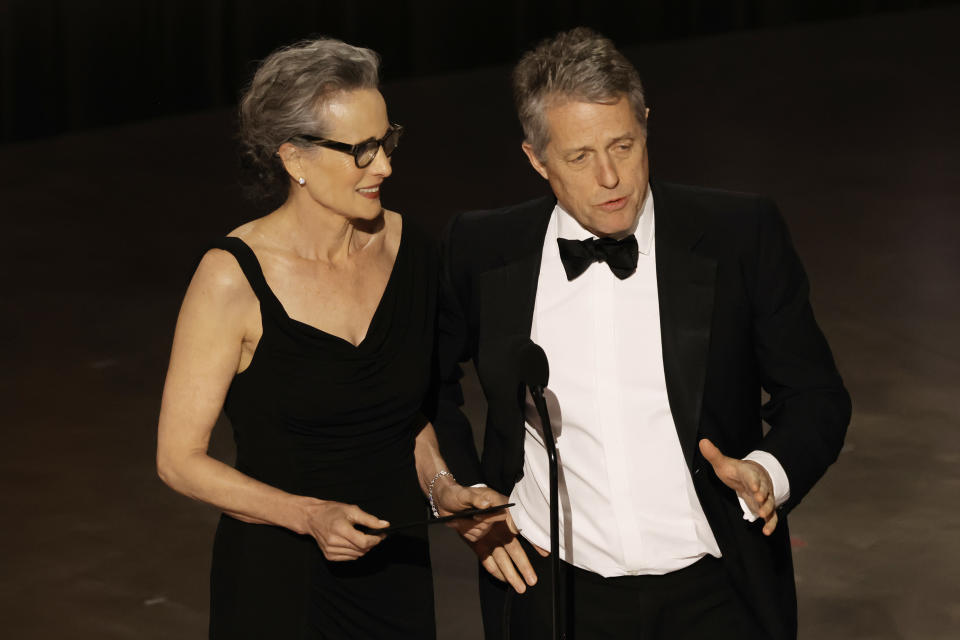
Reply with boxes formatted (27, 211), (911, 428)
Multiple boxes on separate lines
(287, 88), (394, 221)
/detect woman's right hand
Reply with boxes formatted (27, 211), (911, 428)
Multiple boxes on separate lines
(302, 500), (390, 561)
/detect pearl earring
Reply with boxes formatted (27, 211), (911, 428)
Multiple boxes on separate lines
(298, 177), (305, 185)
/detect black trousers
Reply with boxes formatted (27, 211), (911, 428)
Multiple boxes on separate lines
(480, 537), (767, 640)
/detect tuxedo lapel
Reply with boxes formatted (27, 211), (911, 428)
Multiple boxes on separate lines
(653, 183), (718, 469)
(476, 197), (554, 352)
(478, 256), (542, 347)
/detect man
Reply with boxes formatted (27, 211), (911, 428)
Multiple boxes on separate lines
(432, 28), (850, 640)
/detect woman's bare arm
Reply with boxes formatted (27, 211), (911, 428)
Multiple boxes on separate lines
(413, 422), (502, 532)
(156, 249), (386, 560)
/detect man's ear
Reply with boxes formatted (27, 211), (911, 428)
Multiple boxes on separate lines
(277, 142), (303, 181)
(521, 142), (550, 181)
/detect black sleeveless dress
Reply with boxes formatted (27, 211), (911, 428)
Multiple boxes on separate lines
(207, 221), (438, 639)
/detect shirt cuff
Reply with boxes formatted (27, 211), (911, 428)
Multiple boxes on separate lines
(737, 450), (791, 522)
(470, 483), (488, 488)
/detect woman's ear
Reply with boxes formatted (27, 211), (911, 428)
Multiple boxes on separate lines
(276, 142), (303, 181)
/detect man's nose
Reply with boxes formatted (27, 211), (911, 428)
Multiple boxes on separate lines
(595, 153), (619, 189)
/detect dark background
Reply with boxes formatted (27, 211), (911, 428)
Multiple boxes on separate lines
(1, 0), (955, 143)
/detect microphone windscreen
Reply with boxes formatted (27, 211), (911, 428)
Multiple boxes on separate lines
(517, 341), (549, 387)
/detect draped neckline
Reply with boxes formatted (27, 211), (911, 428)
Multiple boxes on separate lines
(229, 222), (405, 350)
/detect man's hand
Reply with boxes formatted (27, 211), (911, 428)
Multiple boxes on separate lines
(435, 484), (543, 592)
(699, 438), (779, 536)
(469, 514), (546, 593)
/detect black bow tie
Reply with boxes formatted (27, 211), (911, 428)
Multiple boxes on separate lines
(557, 235), (639, 281)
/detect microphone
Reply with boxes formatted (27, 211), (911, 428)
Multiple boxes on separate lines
(513, 339), (564, 639)
(517, 340), (549, 389)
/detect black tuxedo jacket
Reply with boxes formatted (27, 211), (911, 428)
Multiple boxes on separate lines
(434, 181), (851, 640)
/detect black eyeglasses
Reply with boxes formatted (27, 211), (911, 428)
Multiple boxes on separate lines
(291, 124), (403, 168)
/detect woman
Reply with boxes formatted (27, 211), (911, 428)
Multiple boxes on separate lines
(157, 38), (496, 638)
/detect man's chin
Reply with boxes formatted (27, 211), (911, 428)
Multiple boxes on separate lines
(592, 208), (639, 238)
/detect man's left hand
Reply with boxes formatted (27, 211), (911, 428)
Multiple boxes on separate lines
(699, 438), (778, 536)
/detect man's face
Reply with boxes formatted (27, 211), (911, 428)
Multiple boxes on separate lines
(523, 97), (649, 238)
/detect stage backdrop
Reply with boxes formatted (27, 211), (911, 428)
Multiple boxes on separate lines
(0, 0), (954, 143)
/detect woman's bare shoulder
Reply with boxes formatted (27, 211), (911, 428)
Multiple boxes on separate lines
(190, 246), (255, 308)
(225, 214), (269, 244)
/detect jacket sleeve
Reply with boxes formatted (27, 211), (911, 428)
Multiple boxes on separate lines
(433, 213), (484, 486)
(751, 199), (852, 512)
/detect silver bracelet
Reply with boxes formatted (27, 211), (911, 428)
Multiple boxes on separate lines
(428, 470), (455, 517)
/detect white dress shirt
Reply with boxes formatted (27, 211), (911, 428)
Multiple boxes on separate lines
(508, 187), (789, 577)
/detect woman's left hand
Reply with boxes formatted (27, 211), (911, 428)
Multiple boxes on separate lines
(433, 483), (508, 542)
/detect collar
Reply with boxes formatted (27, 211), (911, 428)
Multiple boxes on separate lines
(554, 185), (655, 255)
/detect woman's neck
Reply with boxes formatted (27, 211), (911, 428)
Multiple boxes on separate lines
(270, 196), (385, 264)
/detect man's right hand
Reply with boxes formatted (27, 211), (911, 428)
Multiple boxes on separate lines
(438, 486), (544, 593)
(467, 512), (548, 593)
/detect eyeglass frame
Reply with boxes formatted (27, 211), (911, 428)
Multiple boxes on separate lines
(289, 124), (403, 169)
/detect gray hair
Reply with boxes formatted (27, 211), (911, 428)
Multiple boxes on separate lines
(512, 28), (647, 159)
(238, 37), (380, 203)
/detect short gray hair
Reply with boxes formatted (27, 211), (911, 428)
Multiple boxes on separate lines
(238, 38), (380, 203)
(512, 28), (647, 158)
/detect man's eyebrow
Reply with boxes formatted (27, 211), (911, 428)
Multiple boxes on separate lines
(560, 144), (594, 155)
(559, 133), (635, 155)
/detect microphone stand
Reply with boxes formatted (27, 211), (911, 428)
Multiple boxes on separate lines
(528, 385), (564, 640)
